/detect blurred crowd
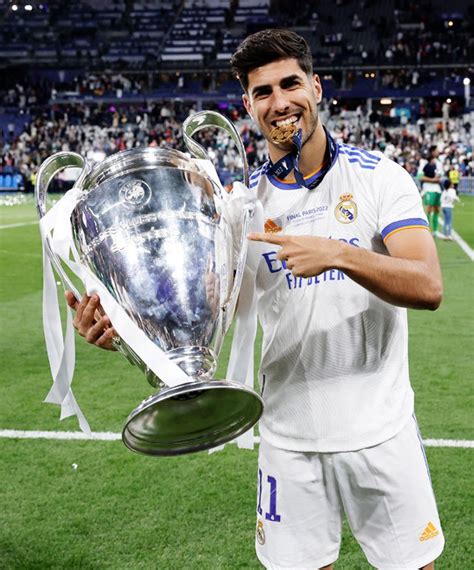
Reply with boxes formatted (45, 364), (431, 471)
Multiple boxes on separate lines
(0, 65), (470, 114)
(1, 99), (472, 192)
(0, 74), (148, 111)
(326, 105), (473, 181)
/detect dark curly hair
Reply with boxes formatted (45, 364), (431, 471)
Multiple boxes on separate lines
(231, 29), (313, 92)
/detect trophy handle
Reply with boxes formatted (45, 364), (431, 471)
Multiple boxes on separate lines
(182, 110), (249, 186)
(35, 152), (152, 364)
(35, 151), (88, 300)
(183, 111), (255, 327)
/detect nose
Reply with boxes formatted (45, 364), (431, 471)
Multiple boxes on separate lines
(271, 88), (290, 114)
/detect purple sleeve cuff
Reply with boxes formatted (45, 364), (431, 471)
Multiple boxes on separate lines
(381, 218), (429, 241)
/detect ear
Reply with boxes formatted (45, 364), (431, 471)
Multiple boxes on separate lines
(312, 74), (323, 104)
(242, 93), (254, 121)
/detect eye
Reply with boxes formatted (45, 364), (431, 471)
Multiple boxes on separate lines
(253, 89), (272, 100)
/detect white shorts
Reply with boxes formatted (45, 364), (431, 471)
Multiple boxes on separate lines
(255, 416), (444, 569)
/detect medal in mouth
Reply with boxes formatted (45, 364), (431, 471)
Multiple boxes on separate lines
(270, 123), (298, 144)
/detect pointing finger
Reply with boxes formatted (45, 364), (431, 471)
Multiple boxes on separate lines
(247, 232), (288, 245)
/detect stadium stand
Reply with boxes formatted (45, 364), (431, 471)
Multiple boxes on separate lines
(1, 0), (472, 70)
(0, 0), (472, 193)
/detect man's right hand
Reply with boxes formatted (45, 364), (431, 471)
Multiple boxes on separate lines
(65, 291), (118, 351)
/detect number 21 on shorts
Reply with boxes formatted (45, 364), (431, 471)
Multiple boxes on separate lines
(257, 468), (282, 522)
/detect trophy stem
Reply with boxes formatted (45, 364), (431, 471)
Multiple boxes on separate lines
(144, 346), (217, 388)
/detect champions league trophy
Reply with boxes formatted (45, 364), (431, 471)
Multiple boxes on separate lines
(35, 111), (263, 456)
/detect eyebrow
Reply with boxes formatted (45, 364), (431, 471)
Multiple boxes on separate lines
(280, 74), (302, 88)
(250, 74), (303, 98)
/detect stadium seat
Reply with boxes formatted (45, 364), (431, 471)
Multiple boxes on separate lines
(13, 174), (23, 190)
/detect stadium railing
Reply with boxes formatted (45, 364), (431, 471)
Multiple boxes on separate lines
(459, 177), (474, 195)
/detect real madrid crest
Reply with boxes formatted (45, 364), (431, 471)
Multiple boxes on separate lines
(120, 179), (152, 209)
(256, 519), (266, 545)
(335, 193), (358, 224)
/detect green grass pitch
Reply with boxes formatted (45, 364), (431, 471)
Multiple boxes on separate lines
(0, 195), (473, 569)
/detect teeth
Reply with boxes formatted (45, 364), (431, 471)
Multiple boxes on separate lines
(275, 116), (298, 127)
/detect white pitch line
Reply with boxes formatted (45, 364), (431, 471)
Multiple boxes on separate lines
(0, 220), (38, 230)
(451, 229), (474, 261)
(0, 430), (472, 449)
(423, 438), (474, 448)
(437, 218), (474, 261)
(0, 429), (121, 441)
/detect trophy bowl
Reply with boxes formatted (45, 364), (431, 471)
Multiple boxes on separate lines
(36, 112), (263, 456)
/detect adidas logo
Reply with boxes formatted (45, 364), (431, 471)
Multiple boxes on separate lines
(419, 521), (440, 542)
(264, 219), (282, 234)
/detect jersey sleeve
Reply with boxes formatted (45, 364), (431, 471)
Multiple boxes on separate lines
(377, 159), (429, 243)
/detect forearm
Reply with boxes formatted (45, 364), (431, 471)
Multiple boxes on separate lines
(334, 242), (443, 310)
(249, 231), (443, 310)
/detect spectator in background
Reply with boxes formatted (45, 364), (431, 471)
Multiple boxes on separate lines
(447, 164), (460, 191)
(420, 156), (443, 235)
(441, 182), (461, 240)
(7, 122), (15, 141)
(352, 13), (364, 30)
(442, 100), (450, 132)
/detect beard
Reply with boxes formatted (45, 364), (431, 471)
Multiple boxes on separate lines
(300, 108), (319, 147)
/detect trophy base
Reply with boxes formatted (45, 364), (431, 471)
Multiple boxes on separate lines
(122, 380), (264, 456)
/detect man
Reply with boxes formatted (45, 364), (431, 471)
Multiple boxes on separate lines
(420, 154), (443, 236)
(68, 29), (444, 570)
(232, 30), (443, 570)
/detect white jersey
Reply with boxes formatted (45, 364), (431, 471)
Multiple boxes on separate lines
(441, 188), (459, 209)
(249, 142), (429, 453)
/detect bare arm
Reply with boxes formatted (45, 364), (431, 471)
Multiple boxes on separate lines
(248, 227), (442, 310)
(336, 228), (442, 309)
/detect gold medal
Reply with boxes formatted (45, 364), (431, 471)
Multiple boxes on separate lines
(270, 123), (297, 144)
